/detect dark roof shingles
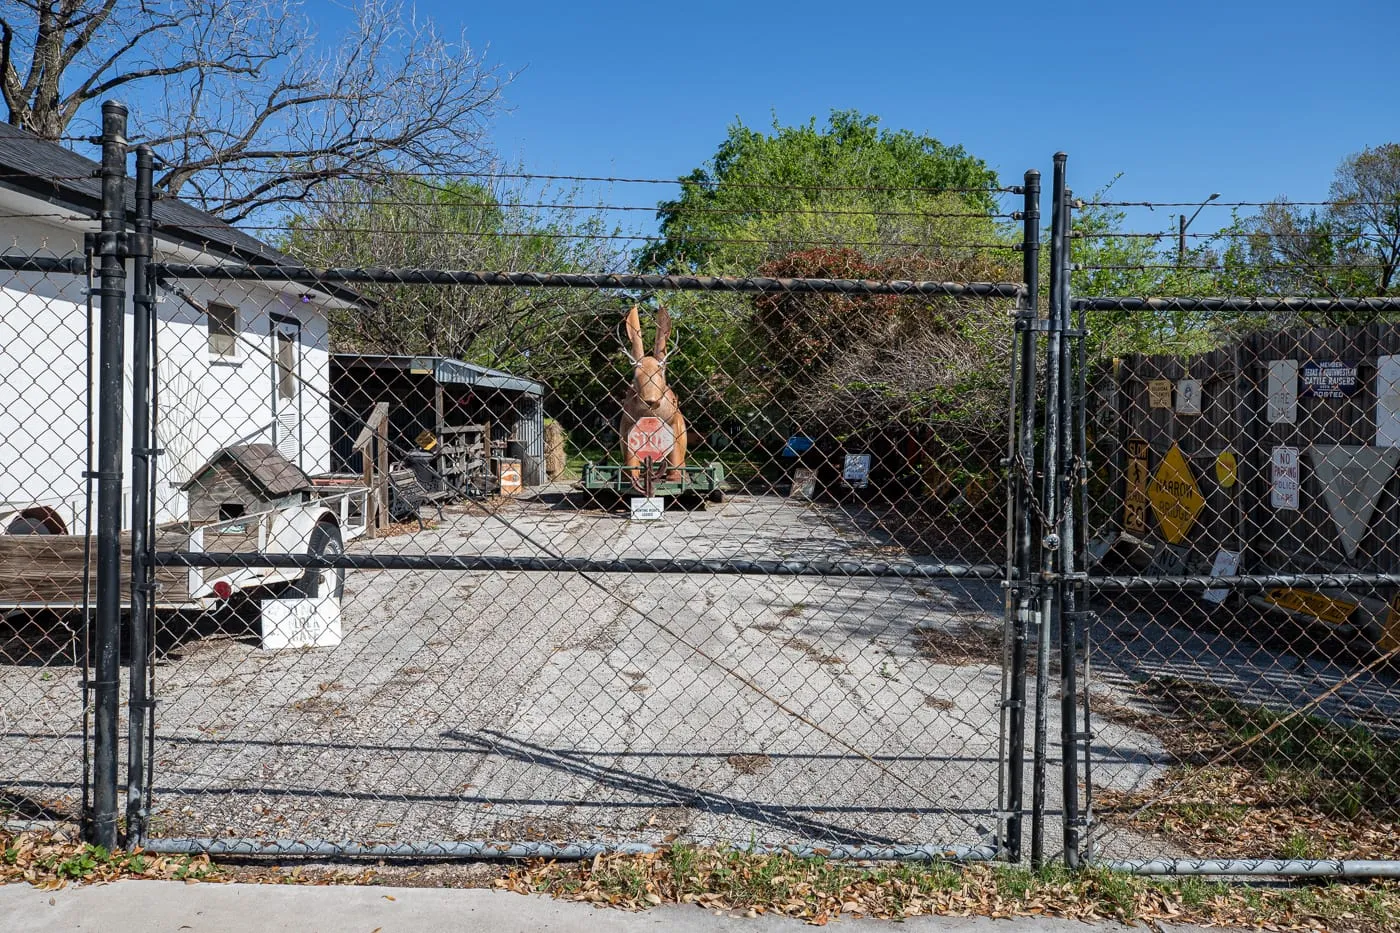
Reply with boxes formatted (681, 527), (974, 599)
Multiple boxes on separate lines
(182, 443), (311, 496)
(0, 120), (290, 264)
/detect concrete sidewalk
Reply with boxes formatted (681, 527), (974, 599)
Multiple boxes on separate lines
(0, 880), (1213, 933)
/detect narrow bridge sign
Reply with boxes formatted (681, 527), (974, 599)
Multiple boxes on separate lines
(1147, 443), (1205, 544)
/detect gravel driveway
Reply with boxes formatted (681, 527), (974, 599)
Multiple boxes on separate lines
(4, 488), (1165, 857)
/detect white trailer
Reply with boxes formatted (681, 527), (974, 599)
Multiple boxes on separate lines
(0, 119), (369, 646)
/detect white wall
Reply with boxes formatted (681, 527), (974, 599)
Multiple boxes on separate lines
(0, 199), (334, 533)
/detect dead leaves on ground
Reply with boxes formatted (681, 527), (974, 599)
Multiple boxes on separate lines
(0, 828), (221, 889)
(492, 848), (1400, 931)
(5, 828), (1399, 931)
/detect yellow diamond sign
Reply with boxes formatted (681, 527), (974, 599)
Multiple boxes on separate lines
(1148, 443), (1205, 544)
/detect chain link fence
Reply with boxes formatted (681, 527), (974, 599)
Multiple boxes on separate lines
(136, 261), (1027, 859)
(4, 104), (1050, 863)
(0, 247), (96, 838)
(1075, 296), (1400, 873)
(5, 110), (1399, 878)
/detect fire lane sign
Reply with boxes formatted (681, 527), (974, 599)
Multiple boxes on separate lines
(1267, 360), (1298, 424)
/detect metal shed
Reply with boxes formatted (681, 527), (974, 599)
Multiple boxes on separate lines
(330, 354), (547, 488)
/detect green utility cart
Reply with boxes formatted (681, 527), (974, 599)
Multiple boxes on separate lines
(579, 460), (727, 509)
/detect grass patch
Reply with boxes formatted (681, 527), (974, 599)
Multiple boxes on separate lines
(1095, 678), (1400, 859)
(495, 846), (1400, 930)
(911, 623), (1003, 666)
(5, 829), (1397, 931)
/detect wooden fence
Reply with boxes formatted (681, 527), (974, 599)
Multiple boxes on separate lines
(1091, 323), (1400, 577)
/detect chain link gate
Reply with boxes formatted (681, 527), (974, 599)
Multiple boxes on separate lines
(72, 106), (1043, 862)
(10, 106), (1396, 877)
(1054, 160), (1400, 877)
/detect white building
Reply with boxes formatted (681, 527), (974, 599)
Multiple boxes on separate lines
(0, 121), (356, 535)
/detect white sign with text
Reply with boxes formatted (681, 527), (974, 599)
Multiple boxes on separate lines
(1271, 446), (1301, 510)
(1267, 360), (1298, 424)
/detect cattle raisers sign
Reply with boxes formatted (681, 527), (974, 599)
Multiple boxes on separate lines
(1300, 360), (1359, 399)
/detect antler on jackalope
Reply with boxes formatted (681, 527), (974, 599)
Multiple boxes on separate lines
(620, 304), (686, 483)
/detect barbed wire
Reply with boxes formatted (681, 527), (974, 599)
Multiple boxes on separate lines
(176, 221), (1023, 252)
(281, 196), (1018, 221)
(180, 165), (1019, 195)
(1077, 229), (1397, 241)
(1076, 262), (1393, 273)
(1084, 199), (1400, 209)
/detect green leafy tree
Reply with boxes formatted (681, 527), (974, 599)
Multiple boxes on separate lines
(642, 110), (1000, 275)
(1070, 193), (1229, 358)
(1234, 144), (1400, 321)
(638, 111), (1015, 463)
(282, 175), (627, 430)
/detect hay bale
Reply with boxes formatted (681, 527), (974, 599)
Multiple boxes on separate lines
(544, 419), (567, 479)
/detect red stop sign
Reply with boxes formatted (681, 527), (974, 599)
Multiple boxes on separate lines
(627, 416), (675, 461)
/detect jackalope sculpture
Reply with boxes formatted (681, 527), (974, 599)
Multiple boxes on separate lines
(620, 305), (686, 484)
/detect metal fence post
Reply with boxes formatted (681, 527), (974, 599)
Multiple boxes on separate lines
(92, 100), (129, 850)
(1056, 179), (1083, 869)
(126, 144), (156, 845)
(1030, 152), (1068, 869)
(1004, 169), (1041, 863)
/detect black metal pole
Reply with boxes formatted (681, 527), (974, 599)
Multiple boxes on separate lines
(1004, 169), (1040, 863)
(1057, 181), (1083, 869)
(92, 100), (129, 851)
(1073, 235), (1095, 868)
(1030, 153), (1067, 869)
(125, 144), (155, 845)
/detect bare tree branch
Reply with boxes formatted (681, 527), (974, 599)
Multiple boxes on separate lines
(0, 0), (507, 220)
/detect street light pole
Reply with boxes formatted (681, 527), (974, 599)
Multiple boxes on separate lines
(1178, 192), (1221, 266)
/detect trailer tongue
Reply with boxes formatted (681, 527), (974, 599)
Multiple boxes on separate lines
(580, 417), (725, 508)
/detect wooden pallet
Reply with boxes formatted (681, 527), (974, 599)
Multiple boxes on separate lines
(0, 527), (191, 607)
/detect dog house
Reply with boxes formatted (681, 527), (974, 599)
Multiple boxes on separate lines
(180, 443), (313, 523)
(330, 354), (547, 489)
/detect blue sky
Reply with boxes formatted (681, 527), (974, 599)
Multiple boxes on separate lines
(323, 0), (1397, 232)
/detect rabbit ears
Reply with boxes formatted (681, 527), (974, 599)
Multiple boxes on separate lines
(624, 305), (671, 363)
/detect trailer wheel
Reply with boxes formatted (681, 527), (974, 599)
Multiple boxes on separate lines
(285, 521), (344, 600)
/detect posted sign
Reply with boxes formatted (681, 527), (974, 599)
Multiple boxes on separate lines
(1176, 379), (1202, 415)
(1301, 360), (1358, 398)
(1271, 446), (1300, 510)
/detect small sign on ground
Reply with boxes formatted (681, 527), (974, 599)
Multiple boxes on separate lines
(630, 496), (665, 520)
(1203, 549), (1240, 604)
(843, 453), (872, 487)
(261, 596), (343, 650)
